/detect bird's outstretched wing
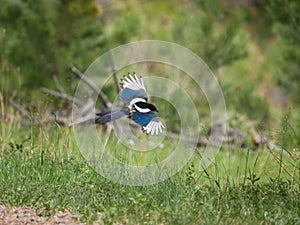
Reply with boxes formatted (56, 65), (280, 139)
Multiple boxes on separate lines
(143, 117), (165, 135)
(131, 111), (165, 135)
(119, 73), (148, 105)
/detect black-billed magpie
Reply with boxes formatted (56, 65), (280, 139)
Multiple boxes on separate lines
(95, 73), (165, 135)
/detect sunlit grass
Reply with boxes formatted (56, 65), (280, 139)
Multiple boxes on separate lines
(0, 120), (299, 223)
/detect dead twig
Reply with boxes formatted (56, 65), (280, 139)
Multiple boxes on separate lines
(69, 98), (94, 126)
(69, 65), (112, 108)
(53, 75), (65, 93)
(8, 99), (39, 124)
(68, 115), (94, 127)
(41, 87), (82, 105)
(8, 99), (32, 120)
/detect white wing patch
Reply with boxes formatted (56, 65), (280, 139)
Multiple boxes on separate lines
(143, 120), (165, 135)
(121, 73), (146, 91)
(129, 97), (146, 106)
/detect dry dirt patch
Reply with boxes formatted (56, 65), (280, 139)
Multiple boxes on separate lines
(0, 204), (102, 225)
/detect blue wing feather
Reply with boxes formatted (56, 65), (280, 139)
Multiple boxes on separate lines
(131, 111), (158, 127)
(119, 88), (148, 104)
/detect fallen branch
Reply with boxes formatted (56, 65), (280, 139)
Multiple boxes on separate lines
(69, 98), (94, 126)
(8, 99), (32, 120)
(52, 75), (65, 93)
(68, 114), (94, 127)
(41, 87), (82, 105)
(69, 65), (112, 108)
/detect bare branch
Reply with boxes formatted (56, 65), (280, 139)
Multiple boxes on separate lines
(69, 98), (94, 126)
(68, 114), (94, 127)
(69, 65), (112, 108)
(8, 99), (32, 120)
(80, 98), (94, 116)
(53, 75), (65, 93)
(41, 87), (82, 105)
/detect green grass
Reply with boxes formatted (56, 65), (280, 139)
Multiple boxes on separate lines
(0, 121), (299, 224)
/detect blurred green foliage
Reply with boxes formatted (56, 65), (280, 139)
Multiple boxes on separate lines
(173, 0), (249, 69)
(0, 0), (249, 95)
(0, 0), (105, 92)
(223, 82), (270, 122)
(268, 0), (300, 103)
(1, 0), (299, 130)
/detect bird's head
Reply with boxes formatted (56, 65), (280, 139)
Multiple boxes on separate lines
(147, 103), (159, 112)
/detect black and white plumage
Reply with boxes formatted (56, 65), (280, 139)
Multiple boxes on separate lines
(95, 73), (165, 135)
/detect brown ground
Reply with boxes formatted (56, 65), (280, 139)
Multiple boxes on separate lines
(0, 204), (102, 225)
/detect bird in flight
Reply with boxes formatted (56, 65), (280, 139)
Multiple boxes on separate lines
(95, 73), (165, 135)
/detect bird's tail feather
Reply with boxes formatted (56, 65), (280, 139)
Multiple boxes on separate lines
(95, 109), (127, 124)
